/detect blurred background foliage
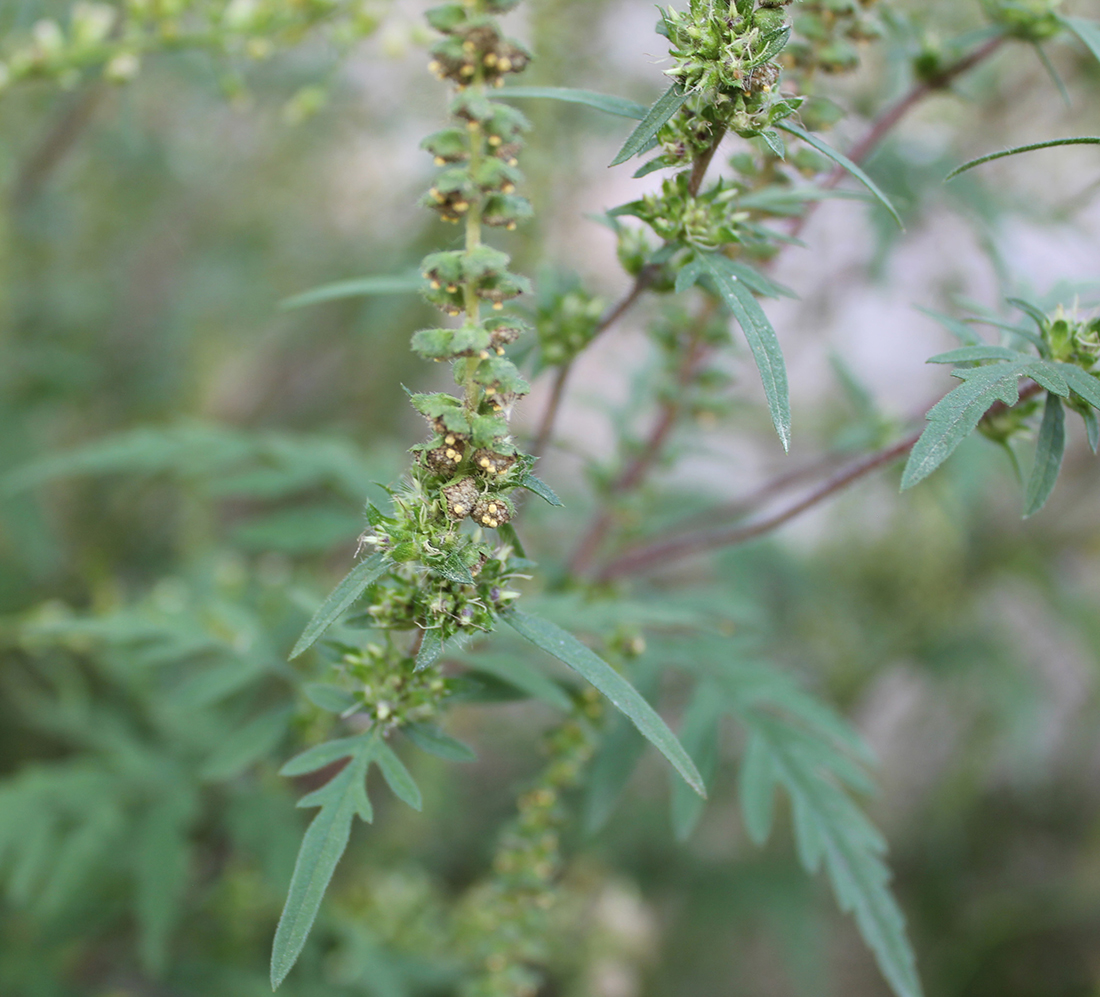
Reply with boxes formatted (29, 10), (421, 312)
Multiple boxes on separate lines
(2, 1), (1100, 996)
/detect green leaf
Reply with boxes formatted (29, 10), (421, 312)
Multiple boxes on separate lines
(748, 715), (922, 997)
(915, 306), (985, 346)
(695, 252), (791, 451)
(1083, 408), (1099, 454)
(415, 628), (444, 672)
(289, 554), (387, 660)
(1056, 363), (1100, 411)
(926, 346), (1028, 364)
(610, 84), (688, 167)
(520, 473), (563, 507)
(1023, 393), (1065, 517)
(134, 791), (198, 974)
(272, 733), (377, 989)
(279, 273), (427, 310)
(945, 136), (1100, 180)
(776, 122), (904, 229)
(671, 686), (722, 842)
(302, 683), (358, 714)
(496, 86), (647, 120)
(1061, 16), (1100, 65)
(200, 707), (292, 781)
(901, 361), (1040, 490)
(404, 722), (477, 762)
(739, 734), (778, 846)
(462, 652), (573, 711)
(280, 735), (368, 777)
(502, 610), (706, 796)
(373, 742), (423, 811)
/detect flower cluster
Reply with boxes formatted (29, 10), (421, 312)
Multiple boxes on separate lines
(456, 699), (600, 997)
(350, 0), (537, 662)
(982, 0), (1065, 41)
(0, 0), (380, 93)
(338, 641), (450, 733)
(786, 0), (882, 78)
(617, 173), (751, 250)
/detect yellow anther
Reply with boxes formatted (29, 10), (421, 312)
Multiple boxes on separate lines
(488, 135), (502, 147)
(506, 223), (516, 231)
(428, 60), (442, 75)
(430, 280), (442, 290)
(453, 503), (466, 515)
(492, 301), (503, 310)
(479, 458), (491, 467)
(487, 518), (498, 527)
(509, 159), (518, 166)
(434, 156), (446, 166)
(460, 64), (475, 77)
(479, 350), (490, 359)
(467, 120), (480, 132)
(498, 57), (512, 72)
(501, 183), (515, 194)
(446, 284), (458, 293)
(462, 40), (476, 54)
(488, 503), (498, 514)
(446, 449), (458, 460)
(495, 347), (505, 355)
(485, 387), (496, 395)
(445, 435), (456, 445)
(430, 188), (444, 202)
(454, 201), (469, 212)
(484, 52), (498, 66)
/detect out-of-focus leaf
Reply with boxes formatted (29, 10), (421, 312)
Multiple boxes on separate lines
(201, 707), (292, 781)
(671, 684), (722, 842)
(403, 722), (477, 762)
(1023, 393), (1065, 517)
(777, 122), (904, 228)
(280, 273), (427, 310)
(496, 86), (647, 120)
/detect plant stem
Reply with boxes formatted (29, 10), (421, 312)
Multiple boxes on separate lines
(788, 33), (1007, 240)
(598, 380), (1045, 579)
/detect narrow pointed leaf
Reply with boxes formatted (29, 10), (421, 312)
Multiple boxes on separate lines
(280, 735), (369, 777)
(777, 122), (904, 228)
(520, 473), (564, 507)
(1061, 16), (1100, 65)
(302, 683), (358, 714)
(280, 273), (427, 310)
(497, 86), (647, 120)
(915, 306), (985, 346)
(290, 554), (387, 660)
(373, 742), (423, 811)
(610, 84), (688, 167)
(1023, 393), (1065, 517)
(696, 253), (791, 450)
(671, 688), (722, 841)
(1083, 408), (1099, 454)
(415, 628), (444, 672)
(404, 722), (477, 762)
(739, 734), (778, 846)
(503, 610), (706, 797)
(945, 136), (1100, 178)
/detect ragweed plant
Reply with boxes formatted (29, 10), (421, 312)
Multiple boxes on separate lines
(5, 1), (1100, 996)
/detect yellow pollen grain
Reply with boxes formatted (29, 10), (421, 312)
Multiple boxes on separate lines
(445, 435), (455, 445)
(487, 518), (498, 527)
(498, 57), (512, 72)
(479, 457), (491, 468)
(453, 503), (466, 515)
(488, 136), (502, 147)
(488, 504), (498, 514)
(487, 465), (498, 474)
(446, 449), (458, 460)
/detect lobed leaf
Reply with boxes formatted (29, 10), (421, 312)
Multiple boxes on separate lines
(610, 84), (688, 167)
(926, 346), (1027, 365)
(777, 122), (904, 229)
(289, 553), (387, 660)
(1023, 393), (1065, 517)
(272, 740), (375, 989)
(496, 86), (647, 120)
(503, 610), (706, 796)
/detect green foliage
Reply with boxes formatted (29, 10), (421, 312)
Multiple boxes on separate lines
(5, 2), (1100, 997)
